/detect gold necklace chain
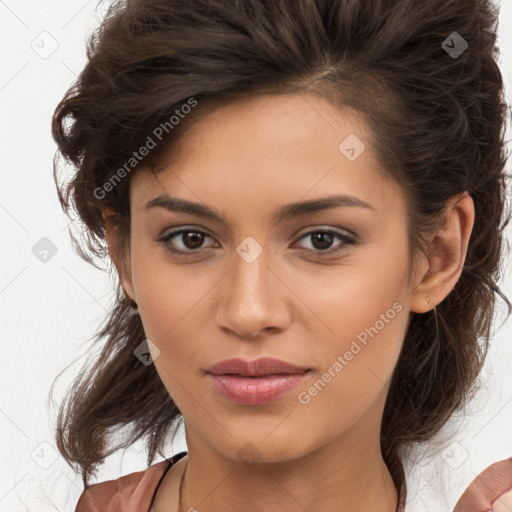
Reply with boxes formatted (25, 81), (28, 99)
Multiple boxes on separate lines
(177, 458), (188, 512)
(176, 458), (401, 512)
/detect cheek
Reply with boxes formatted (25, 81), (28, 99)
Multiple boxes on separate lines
(290, 250), (409, 420)
(289, 243), (410, 354)
(132, 242), (214, 345)
(133, 258), (206, 408)
(315, 306), (407, 402)
(129, 255), (209, 404)
(299, 298), (407, 406)
(291, 304), (408, 454)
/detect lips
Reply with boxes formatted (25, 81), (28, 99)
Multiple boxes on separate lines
(205, 357), (311, 405)
(205, 357), (310, 377)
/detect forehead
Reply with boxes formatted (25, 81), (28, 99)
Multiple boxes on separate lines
(129, 92), (406, 223)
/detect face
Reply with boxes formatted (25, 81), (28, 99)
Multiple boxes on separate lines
(120, 92), (424, 464)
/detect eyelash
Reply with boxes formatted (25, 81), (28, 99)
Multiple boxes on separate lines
(158, 227), (356, 258)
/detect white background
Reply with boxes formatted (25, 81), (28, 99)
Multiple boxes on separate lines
(0, 1), (511, 511)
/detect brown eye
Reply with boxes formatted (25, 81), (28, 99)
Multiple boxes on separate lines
(158, 226), (356, 259)
(294, 229), (356, 255)
(178, 231), (205, 249)
(159, 228), (216, 256)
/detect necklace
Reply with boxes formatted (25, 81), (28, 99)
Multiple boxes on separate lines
(176, 458), (401, 512)
(177, 458), (188, 512)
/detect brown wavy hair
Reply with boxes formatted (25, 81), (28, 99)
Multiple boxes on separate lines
(50, 0), (511, 495)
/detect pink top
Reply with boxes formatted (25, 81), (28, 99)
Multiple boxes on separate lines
(74, 452), (512, 512)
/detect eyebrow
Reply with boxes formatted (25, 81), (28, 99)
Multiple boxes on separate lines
(143, 193), (375, 224)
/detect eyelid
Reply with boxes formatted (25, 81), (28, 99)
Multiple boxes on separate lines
(295, 225), (356, 240)
(158, 225), (357, 257)
(292, 227), (356, 253)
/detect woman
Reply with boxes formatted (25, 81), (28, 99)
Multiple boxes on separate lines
(51, 0), (512, 510)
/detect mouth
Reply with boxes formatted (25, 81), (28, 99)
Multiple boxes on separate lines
(205, 356), (311, 377)
(205, 357), (312, 405)
(219, 372), (308, 377)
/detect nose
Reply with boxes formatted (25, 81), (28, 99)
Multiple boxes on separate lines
(215, 244), (290, 339)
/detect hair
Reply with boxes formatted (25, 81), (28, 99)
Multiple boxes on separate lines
(50, 0), (511, 497)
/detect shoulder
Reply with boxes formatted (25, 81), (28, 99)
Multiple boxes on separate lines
(74, 452), (187, 512)
(453, 457), (512, 512)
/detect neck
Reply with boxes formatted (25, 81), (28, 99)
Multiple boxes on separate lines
(180, 420), (399, 512)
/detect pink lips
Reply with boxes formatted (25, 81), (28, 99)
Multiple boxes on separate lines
(206, 357), (310, 405)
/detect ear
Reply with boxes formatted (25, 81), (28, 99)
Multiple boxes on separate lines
(409, 192), (475, 314)
(101, 207), (136, 303)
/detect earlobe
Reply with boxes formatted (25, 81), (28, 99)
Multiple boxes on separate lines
(409, 192), (475, 314)
(101, 207), (136, 303)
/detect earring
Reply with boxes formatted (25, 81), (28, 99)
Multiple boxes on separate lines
(127, 300), (139, 316)
(124, 292), (139, 316)
(426, 297), (430, 305)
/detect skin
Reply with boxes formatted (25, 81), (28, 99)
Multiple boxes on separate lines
(103, 92), (474, 511)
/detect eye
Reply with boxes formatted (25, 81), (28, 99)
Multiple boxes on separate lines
(158, 226), (357, 258)
(293, 228), (356, 256)
(159, 228), (216, 257)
